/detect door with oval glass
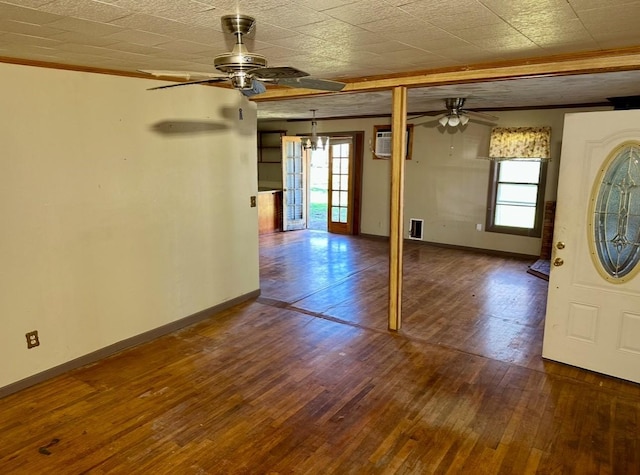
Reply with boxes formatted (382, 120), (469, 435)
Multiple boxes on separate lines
(543, 109), (640, 383)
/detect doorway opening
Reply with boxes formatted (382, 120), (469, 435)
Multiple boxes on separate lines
(279, 131), (363, 235)
(308, 147), (329, 231)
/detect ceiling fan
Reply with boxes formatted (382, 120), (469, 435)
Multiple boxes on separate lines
(139, 14), (346, 97)
(411, 98), (498, 128)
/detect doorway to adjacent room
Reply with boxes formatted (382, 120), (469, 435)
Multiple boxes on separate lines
(308, 147), (329, 231)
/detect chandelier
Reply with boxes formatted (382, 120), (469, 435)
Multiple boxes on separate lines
(300, 109), (330, 151)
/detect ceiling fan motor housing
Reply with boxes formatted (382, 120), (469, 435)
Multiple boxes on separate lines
(214, 50), (267, 73)
(214, 13), (267, 84)
(446, 98), (466, 113)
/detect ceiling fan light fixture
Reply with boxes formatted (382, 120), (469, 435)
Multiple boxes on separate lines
(460, 114), (470, 125)
(448, 115), (460, 127)
(438, 116), (449, 127)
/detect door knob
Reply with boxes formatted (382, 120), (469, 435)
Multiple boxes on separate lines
(553, 258), (564, 267)
(556, 241), (565, 249)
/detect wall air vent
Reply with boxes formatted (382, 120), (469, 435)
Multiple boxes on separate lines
(409, 218), (424, 240)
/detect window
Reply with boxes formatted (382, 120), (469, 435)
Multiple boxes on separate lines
(486, 160), (547, 236)
(485, 127), (551, 237)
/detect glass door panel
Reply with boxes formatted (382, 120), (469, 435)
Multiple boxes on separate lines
(281, 136), (307, 231)
(328, 140), (352, 234)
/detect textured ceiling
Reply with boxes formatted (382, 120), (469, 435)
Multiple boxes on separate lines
(2, 0), (640, 119)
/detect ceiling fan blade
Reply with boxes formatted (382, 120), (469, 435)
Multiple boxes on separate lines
(411, 117), (443, 127)
(147, 77), (229, 91)
(465, 110), (499, 121)
(252, 66), (309, 80)
(408, 110), (448, 121)
(467, 116), (498, 126)
(277, 77), (346, 92)
(138, 70), (227, 80)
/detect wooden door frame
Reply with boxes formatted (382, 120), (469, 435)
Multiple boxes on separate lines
(298, 131), (364, 235)
(329, 131), (364, 235)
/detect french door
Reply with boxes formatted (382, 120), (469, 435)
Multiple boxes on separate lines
(281, 135), (357, 234)
(327, 138), (353, 234)
(281, 136), (307, 231)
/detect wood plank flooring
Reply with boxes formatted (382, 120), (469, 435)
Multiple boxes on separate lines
(1, 230), (639, 474)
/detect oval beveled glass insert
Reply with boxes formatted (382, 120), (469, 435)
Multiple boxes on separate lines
(591, 142), (640, 281)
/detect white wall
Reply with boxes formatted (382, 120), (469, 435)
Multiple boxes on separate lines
(259, 106), (606, 256)
(0, 63), (259, 389)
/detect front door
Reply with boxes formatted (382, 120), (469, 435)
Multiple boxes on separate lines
(542, 109), (640, 384)
(327, 139), (352, 234)
(281, 136), (307, 231)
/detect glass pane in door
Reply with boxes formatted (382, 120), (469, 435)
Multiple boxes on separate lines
(328, 141), (351, 234)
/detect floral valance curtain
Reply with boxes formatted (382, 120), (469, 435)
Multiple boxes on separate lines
(488, 127), (551, 161)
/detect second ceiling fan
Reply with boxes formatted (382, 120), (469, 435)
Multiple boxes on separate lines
(412, 98), (498, 128)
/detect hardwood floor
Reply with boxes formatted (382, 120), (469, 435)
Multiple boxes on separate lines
(1, 230), (639, 474)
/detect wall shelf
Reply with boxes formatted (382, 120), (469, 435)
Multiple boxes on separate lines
(258, 130), (286, 163)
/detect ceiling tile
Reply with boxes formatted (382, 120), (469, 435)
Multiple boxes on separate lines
(288, 0), (353, 10)
(323, 0), (401, 25)
(102, 42), (163, 56)
(104, 28), (174, 47)
(351, 40), (421, 54)
(567, 0), (640, 11)
(1, 30), (62, 47)
(36, 0), (131, 23)
(358, 11), (431, 34)
(429, 45), (498, 62)
(479, 0), (578, 20)
(578, 4), (640, 33)
(46, 16), (125, 36)
(258, 4), (332, 27)
(453, 22), (522, 41)
(50, 30), (121, 47)
(153, 39), (218, 55)
(0, 2), (63, 24)
(2, 0), (53, 7)
(401, 0), (504, 28)
(0, 18), (65, 37)
(470, 35), (538, 51)
(252, 23), (298, 42)
(291, 19), (381, 46)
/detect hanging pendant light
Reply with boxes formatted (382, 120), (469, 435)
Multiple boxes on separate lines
(300, 109), (330, 151)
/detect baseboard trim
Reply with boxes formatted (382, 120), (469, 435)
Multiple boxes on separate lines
(414, 239), (538, 260)
(0, 290), (260, 399)
(358, 233), (389, 241)
(358, 233), (537, 260)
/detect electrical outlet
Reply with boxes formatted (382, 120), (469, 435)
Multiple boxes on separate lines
(250, 196), (256, 208)
(26, 330), (40, 349)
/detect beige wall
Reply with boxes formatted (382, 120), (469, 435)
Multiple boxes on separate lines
(259, 106), (606, 256)
(0, 63), (259, 389)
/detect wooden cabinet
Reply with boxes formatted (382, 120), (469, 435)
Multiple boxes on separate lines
(258, 190), (283, 234)
(258, 130), (286, 163)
